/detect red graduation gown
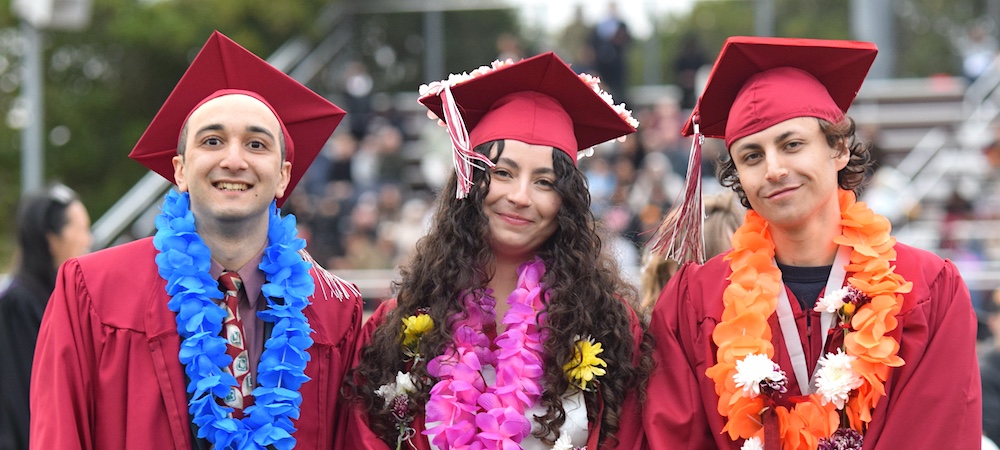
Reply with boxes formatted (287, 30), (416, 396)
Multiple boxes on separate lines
(642, 242), (981, 449)
(29, 237), (364, 450)
(342, 298), (647, 449)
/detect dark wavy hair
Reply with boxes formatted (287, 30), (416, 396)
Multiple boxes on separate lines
(346, 141), (651, 447)
(717, 116), (873, 209)
(11, 183), (80, 294)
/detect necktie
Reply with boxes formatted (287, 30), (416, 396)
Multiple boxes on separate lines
(217, 271), (254, 418)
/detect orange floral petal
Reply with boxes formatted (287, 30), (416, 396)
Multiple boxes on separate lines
(713, 189), (907, 448)
(723, 395), (765, 439)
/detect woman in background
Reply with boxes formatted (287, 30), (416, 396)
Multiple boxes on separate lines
(0, 183), (91, 449)
(638, 191), (743, 314)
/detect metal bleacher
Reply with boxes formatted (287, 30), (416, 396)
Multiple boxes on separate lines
(855, 67), (1000, 293)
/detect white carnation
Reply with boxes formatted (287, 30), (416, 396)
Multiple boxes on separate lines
(814, 349), (864, 409)
(815, 287), (849, 313)
(395, 371), (415, 394)
(741, 436), (764, 450)
(374, 382), (396, 406)
(552, 434), (574, 450)
(733, 353), (785, 398)
(374, 371), (417, 407)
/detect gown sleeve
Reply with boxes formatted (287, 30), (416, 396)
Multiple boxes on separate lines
(642, 263), (722, 450)
(589, 302), (647, 450)
(864, 259), (981, 448)
(323, 274), (365, 450)
(29, 260), (99, 450)
(337, 300), (397, 450)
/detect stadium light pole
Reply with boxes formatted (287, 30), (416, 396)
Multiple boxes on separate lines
(11, 0), (92, 195)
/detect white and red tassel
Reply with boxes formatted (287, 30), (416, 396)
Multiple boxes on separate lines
(648, 119), (705, 264)
(441, 84), (495, 199)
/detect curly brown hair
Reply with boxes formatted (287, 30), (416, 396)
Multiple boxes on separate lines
(345, 140), (652, 447)
(717, 116), (873, 209)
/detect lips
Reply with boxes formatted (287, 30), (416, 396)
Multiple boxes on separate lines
(497, 212), (532, 225)
(764, 185), (797, 199)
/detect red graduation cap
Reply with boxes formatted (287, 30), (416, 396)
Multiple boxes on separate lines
(682, 36), (877, 146)
(128, 31), (346, 206)
(651, 36), (878, 264)
(418, 52), (638, 198)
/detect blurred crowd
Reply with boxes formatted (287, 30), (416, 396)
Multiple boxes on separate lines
(281, 92), (724, 289)
(283, 1), (726, 288)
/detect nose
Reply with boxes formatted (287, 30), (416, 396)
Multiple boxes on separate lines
(764, 152), (788, 182)
(219, 142), (248, 171)
(506, 179), (531, 207)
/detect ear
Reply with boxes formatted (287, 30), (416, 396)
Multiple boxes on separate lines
(274, 160), (292, 199)
(45, 231), (60, 252)
(172, 155), (189, 192)
(833, 139), (850, 171)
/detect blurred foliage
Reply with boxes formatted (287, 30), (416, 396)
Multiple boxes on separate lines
(0, 0), (520, 268)
(0, 0), (996, 268)
(647, 0), (995, 87)
(0, 0), (331, 268)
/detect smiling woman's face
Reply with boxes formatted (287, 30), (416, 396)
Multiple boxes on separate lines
(483, 140), (563, 261)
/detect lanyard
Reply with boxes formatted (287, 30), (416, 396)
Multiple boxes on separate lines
(773, 246), (851, 394)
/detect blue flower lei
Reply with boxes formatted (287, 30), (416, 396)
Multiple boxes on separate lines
(153, 190), (315, 450)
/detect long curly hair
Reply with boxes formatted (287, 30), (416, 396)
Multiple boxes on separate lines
(345, 141), (651, 447)
(717, 116), (873, 209)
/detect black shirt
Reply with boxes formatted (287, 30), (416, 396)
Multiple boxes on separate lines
(776, 262), (832, 312)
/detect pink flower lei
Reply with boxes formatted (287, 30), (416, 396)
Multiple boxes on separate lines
(423, 256), (549, 449)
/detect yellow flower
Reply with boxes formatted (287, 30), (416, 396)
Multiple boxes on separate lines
(402, 313), (433, 348)
(564, 337), (608, 391)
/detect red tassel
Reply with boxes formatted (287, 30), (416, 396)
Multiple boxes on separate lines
(647, 120), (705, 263)
(763, 407), (781, 450)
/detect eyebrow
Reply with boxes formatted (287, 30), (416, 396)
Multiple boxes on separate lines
(194, 123), (224, 136)
(497, 156), (556, 175)
(246, 125), (277, 141)
(733, 130), (800, 154)
(195, 123), (277, 137)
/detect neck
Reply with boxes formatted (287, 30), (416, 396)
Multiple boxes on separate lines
(196, 214), (270, 271)
(487, 254), (534, 330)
(771, 205), (843, 267)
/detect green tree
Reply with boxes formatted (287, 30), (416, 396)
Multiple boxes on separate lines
(0, 0), (522, 268)
(0, 0), (330, 267)
(648, 0), (987, 87)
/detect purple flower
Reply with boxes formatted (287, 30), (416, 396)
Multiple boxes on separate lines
(817, 428), (864, 450)
(391, 395), (409, 420)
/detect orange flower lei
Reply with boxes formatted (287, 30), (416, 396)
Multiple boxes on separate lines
(705, 190), (912, 448)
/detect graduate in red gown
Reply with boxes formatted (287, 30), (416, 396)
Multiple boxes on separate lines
(342, 52), (650, 449)
(643, 37), (981, 449)
(29, 31), (363, 450)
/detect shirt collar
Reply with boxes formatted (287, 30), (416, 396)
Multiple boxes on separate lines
(210, 247), (267, 309)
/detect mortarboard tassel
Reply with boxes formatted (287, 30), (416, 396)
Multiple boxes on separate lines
(440, 84), (495, 199)
(648, 118), (706, 264)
